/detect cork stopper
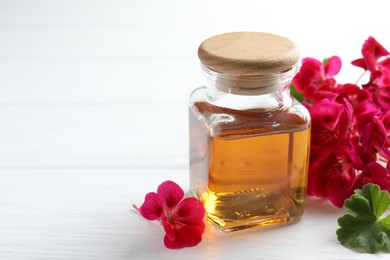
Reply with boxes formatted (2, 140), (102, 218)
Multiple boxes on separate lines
(198, 32), (300, 95)
(198, 32), (300, 75)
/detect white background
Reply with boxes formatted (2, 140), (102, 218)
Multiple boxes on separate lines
(0, 0), (389, 259)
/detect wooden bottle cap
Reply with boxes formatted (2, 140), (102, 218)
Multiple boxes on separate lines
(198, 32), (300, 75)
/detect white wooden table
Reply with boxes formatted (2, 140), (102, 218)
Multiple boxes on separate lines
(1, 1), (389, 259)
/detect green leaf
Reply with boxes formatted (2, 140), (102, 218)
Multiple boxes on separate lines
(336, 183), (390, 253)
(322, 57), (330, 66)
(290, 83), (304, 103)
(382, 215), (390, 230)
(356, 184), (390, 218)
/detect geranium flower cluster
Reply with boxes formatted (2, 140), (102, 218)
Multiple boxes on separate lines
(292, 37), (390, 207)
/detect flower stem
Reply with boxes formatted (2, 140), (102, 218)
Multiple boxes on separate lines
(132, 204), (140, 213)
(355, 70), (367, 85)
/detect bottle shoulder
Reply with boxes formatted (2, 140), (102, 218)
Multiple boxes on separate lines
(189, 96), (310, 139)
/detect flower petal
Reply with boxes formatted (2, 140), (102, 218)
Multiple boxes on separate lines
(327, 168), (356, 208)
(161, 216), (175, 241)
(366, 36), (389, 61)
(157, 180), (184, 211)
(310, 99), (346, 132)
(300, 58), (324, 79)
(336, 84), (371, 105)
(356, 162), (390, 193)
(312, 90), (338, 103)
(324, 56), (342, 77)
(163, 223), (205, 249)
(353, 100), (382, 131)
(353, 36), (390, 72)
(139, 192), (163, 220)
(384, 111), (390, 130)
(173, 198), (205, 224)
(292, 73), (311, 93)
(351, 58), (367, 70)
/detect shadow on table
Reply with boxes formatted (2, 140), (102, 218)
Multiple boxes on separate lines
(304, 196), (345, 216)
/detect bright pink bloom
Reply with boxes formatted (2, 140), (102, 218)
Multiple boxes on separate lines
(292, 37), (390, 207)
(293, 56), (341, 99)
(305, 99), (363, 207)
(363, 70), (390, 112)
(355, 162), (390, 192)
(353, 100), (382, 131)
(360, 116), (387, 147)
(335, 83), (371, 107)
(136, 180), (205, 249)
(351, 36), (390, 112)
(308, 99), (350, 150)
(352, 36), (390, 72)
(383, 111), (390, 161)
(308, 152), (356, 207)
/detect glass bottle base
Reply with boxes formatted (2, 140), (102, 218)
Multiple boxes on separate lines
(195, 188), (305, 233)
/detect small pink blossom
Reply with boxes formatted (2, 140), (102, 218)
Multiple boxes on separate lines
(293, 56), (341, 99)
(335, 83), (371, 107)
(134, 180), (205, 249)
(363, 70), (390, 112)
(308, 152), (356, 207)
(382, 111), (390, 161)
(308, 99), (350, 150)
(355, 162), (390, 192)
(351, 37), (390, 112)
(351, 36), (389, 72)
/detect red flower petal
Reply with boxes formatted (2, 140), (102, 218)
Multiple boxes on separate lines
(352, 36), (390, 71)
(324, 56), (342, 77)
(360, 117), (388, 156)
(157, 180), (184, 211)
(300, 58), (324, 79)
(351, 58), (367, 70)
(353, 100), (382, 131)
(384, 111), (390, 130)
(326, 166), (356, 208)
(356, 162), (390, 192)
(336, 84), (371, 104)
(139, 192), (163, 220)
(310, 99), (346, 132)
(161, 216), (176, 241)
(163, 223), (205, 249)
(292, 73), (311, 93)
(173, 198), (205, 224)
(312, 91), (338, 103)
(365, 36), (389, 62)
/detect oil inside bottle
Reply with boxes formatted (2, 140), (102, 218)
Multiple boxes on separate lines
(189, 101), (310, 232)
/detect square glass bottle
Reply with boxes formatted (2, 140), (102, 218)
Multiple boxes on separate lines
(189, 32), (311, 232)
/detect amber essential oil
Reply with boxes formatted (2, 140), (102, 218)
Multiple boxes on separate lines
(189, 100), (310, 232)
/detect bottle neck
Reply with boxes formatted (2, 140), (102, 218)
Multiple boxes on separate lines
(202, 64), (297, 111)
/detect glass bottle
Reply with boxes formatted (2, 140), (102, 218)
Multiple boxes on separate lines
(189, 32), (311, 232)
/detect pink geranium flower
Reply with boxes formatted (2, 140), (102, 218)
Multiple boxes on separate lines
(308, 98), (350, 151)
(134, 180), (205, 249)
(351, 37), (390, 112)
(292, 36), (390, 207)
(355, 162), (390, 193)
(382, 111), (390, 162)
(351, 36), (389, 72)
(335, 83), (371, 107)
(363, 70), (390, 112)
(308, 151), (357, 207)
(293, 56), (341, 99)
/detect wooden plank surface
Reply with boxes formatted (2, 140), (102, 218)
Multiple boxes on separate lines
(1, 0), (390, 259)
